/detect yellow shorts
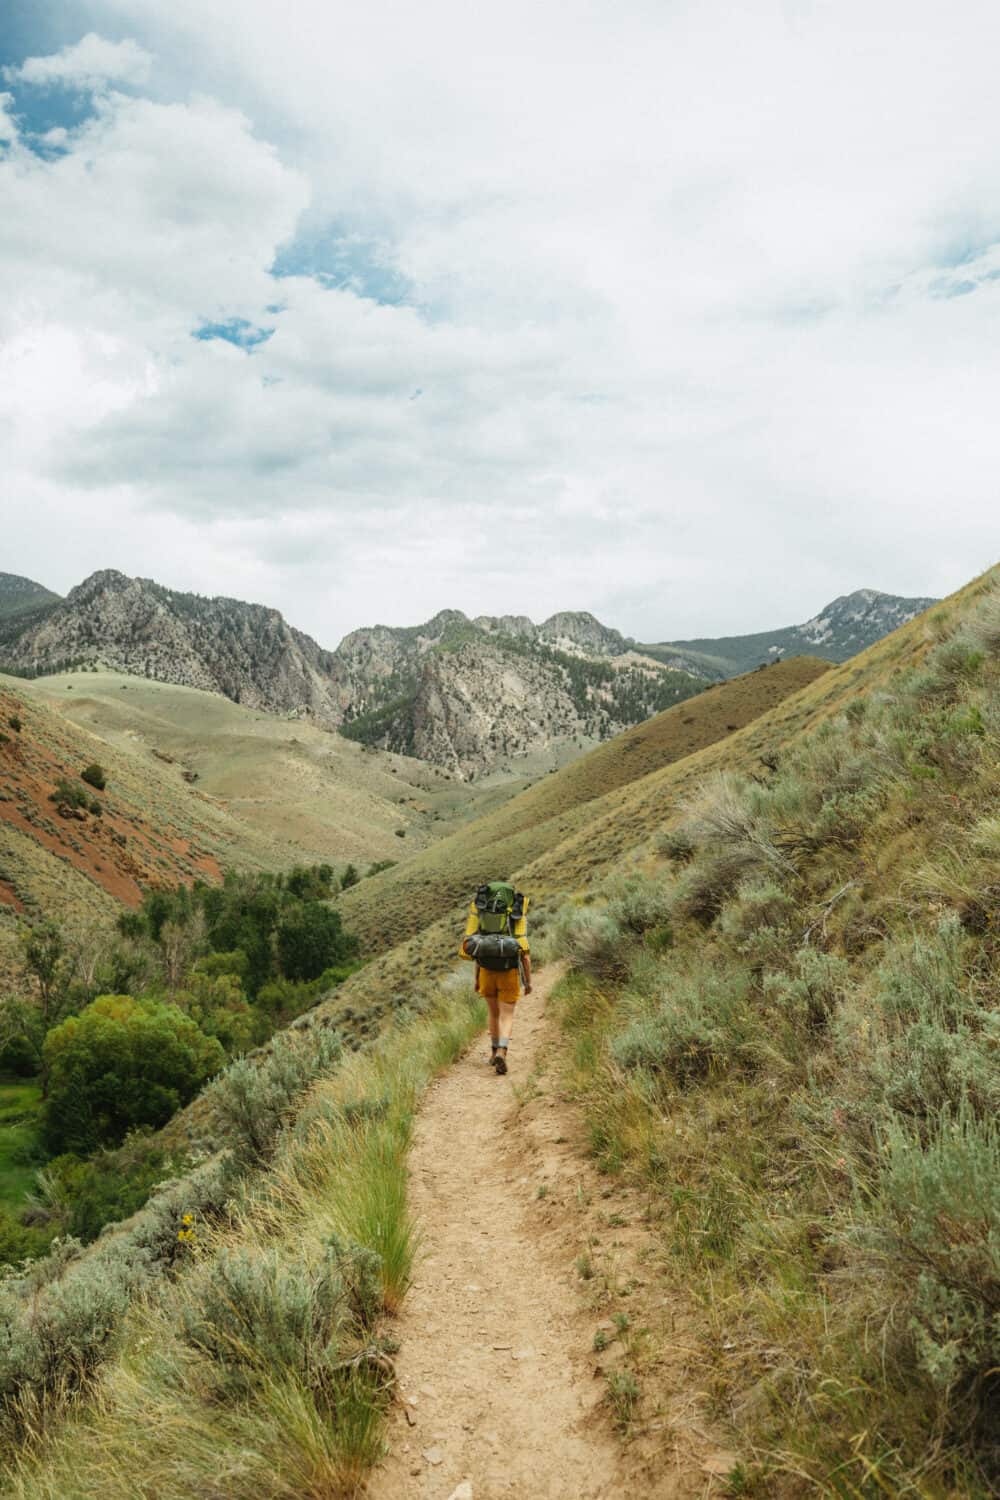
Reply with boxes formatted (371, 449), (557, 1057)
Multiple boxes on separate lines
(477, 966), (521, 1003)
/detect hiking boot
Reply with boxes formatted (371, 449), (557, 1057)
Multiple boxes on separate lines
(493, 1051), (508, 1075)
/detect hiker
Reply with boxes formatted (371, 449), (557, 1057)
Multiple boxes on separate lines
(460, 880), (531, 1075)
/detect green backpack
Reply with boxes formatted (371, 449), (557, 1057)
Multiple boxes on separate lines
(468, 881), (526, 972)
(474, 881), (524, 934)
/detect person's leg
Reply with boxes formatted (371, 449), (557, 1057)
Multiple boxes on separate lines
(479, 970), (501, 1061)
(497, 1000), (516, 1047)
(492, 969), (520, 1074)
(485, 995), (500, 1059)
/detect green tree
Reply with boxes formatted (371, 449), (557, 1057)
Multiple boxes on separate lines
(340, 863), (360, 890)
(275, 902), (358, 982)
(81, 763), (106, 790)
(176, 970), (257, 1055)
(42, 995), (224, 1154)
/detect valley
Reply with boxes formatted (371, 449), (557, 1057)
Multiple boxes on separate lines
(1, 567), (996, 1500)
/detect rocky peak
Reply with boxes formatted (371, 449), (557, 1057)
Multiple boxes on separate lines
(538, 611), (631, 657)
(798, 589), (936, 648)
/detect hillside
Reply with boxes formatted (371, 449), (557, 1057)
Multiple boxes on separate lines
(3, 572), (934, 784)
(0, 573), (61, 623)
(648, 586), (937, 677)
(334, 655), (832, 959)
(3, 574), (998, 1500)
(283, 584), (958, 1056)
(0, 674), (288, 928)
(18, 670), (504, 867)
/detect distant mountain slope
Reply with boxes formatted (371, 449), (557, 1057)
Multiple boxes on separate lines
(336, 654), (832, 957)
(646, 588), (937, 677)
(0, 570), (344, 721)
(309, 584), (953, 1035)
(0, 572), (61, 622)
(0, 672), (277, 928)
(340, 621), (708, 778)
(0, 580), (709, 779)
(0, 572), (937, 779)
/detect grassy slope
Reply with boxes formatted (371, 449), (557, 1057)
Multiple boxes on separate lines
(0, 579), (60, 624)
(335, 656), (832, 954)
(0, 673), (302, 993)
(20, 671), (500, 867)
(169, 607), (947, 1151)
(537, 568), (1000, 1495)
(0, 1082), (42, 1209)
(5, 576), (995, 1499)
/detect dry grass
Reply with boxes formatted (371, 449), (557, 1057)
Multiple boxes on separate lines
(2, 985), (486, 1500)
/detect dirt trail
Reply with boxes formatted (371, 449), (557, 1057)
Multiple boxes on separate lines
(367, 969), (731, 1500)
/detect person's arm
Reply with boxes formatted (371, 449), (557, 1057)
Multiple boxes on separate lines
(521, 952), (532, 994)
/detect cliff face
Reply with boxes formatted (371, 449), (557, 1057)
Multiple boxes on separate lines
(409, 643), (590, 778)
(0, 571), (344, 722)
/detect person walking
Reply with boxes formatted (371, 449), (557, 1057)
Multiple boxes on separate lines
(460, 880), (531, 1075)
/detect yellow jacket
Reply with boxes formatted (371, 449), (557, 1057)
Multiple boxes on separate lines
(459, 896), (530, 959)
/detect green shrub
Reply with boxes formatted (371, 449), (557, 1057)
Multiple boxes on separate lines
(40, 1133), (182, 1244)
(657, 827), (695, 864)
(8, 714), (22, 733)
(874, 915), (968, 1027)
(80, 763), (107, 791)
(208, 1029), (343, 1163)
(763, 947), (849, 1032)
(963, 583), (1000, 655)
(0, 1252), (132, 1422)
(127, 1154), (235, 1268)
(324, 1231), (383, 1330)
(550, 906), (629, 981)
(48, 777), (89, 810)
(857, 1107), (1000, 1448)
(42, 995), (225, 1154)
(907, 637), (985, 702)
(605, 875), (673, 939)
(0, 1207), (53, 1265)
(669, 849), (759, 924)
(181, 1242), (351, 1396)
(611, 964), (756, 1086)
(681, 772), (792, 873)
(719, 878), (796, 943)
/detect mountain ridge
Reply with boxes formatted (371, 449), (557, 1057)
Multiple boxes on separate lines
(0, 570), (937, 777)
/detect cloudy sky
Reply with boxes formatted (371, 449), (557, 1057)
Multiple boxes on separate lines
(1, 1), (998, 648)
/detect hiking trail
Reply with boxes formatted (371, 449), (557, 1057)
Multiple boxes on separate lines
(366, 966), (735, 1500)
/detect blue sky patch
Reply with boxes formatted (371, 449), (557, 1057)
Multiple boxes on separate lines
(192, 318), (274, 350)
(271, 222), (412, 307)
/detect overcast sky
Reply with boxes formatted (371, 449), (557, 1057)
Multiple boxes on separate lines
(1, 1), (998, 648)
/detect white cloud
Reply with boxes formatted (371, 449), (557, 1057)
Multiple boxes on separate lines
(0, 92), (18, 143)
(6, 32), (152, 91)
(2, 3), (999, 647)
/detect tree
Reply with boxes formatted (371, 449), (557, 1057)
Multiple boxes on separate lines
(340, 863), (360, 890)
(20, 921), (70, 1027)
(81, 763), (107, 790)
(42, 995), (225, 1154)
(275, 902), (358, 982)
